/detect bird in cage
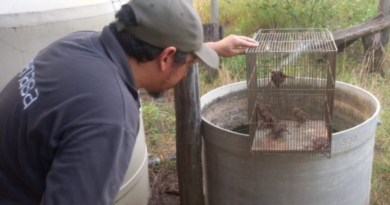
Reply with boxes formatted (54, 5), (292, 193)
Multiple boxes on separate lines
(255, 103), (291, 138)
(312, 138), (330, 151)
(266, 66), (295, 88)
(290, 107), (310, 127)
(255, 103), (271, 114)
(269, 121), (290, 139)
(260, 113), (278, 129)
(255, 103), (276, 129)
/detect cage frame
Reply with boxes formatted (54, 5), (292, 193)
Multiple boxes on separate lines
(246, 28), (338, 158)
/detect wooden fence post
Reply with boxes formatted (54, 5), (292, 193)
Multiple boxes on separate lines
(174, 59), (204, 205)
(362, 0), (390, 74)
(201, 23), (224, 82)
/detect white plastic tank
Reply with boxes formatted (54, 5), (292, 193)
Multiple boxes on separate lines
(0, 1), (150, 204)
(115, 109), (150, 205)
(0, 0), (127, 91)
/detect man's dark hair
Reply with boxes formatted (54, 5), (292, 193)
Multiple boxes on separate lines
(108, 5), (189, 66)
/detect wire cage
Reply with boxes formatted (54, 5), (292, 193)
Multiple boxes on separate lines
(246, 28), (338, 158)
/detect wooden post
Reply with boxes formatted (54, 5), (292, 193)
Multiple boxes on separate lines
(199, 0), (222, 83)
(219, 24), (225, 41)
(203, 23), (220, 42)
(331, 14), (390, 54)
(174, 61), (204, 204)
(201, 23), (224, 83)
(316, 13), (390, 62)
(362, 0), (390, 74)
(335, 13), (384, 53)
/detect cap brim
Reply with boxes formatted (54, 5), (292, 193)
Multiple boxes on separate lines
(194, 43), (219, 69)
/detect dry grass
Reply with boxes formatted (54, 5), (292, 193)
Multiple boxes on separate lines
(329, 44), (390, 205)
(367, 50), (390, 205)
(199, 65), (241, 95)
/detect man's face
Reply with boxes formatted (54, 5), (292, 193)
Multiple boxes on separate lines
(146, 54), (198, 99)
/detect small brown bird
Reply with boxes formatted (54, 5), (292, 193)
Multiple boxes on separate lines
(269, 122), (290, 139)
(291, 107), (310, 127)
(255, 103), (277, 129)
(266, 66), (295, 88)
(255, 103), (271, 115)
(312, 138), (330, 151)
(260, 113), (278, 129)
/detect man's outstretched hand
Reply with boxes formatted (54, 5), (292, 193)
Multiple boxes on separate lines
(206, 35), (259, 58)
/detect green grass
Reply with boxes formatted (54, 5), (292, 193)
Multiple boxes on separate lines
(143, 1), (390, 204)
(141, 96), (177, 163)
(195, 0), (378, 36)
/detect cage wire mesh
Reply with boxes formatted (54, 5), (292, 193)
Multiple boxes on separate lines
(246, 28), (337, 158)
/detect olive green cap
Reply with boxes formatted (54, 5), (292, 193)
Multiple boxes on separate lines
(116, 0), (219, 69)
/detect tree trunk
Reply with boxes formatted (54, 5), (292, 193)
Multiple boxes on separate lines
(362, 0), (390, 74)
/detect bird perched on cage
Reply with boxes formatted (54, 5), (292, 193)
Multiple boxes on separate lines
(266, 66), (295, 88)
(290, 107), (310, 127)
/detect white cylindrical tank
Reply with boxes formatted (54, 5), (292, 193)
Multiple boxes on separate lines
(0, 0), (127, 91)
(0, 1), (150, 204)
(115, 109), (150, 205)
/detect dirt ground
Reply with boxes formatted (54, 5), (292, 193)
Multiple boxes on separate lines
(148, 169), (180, 205)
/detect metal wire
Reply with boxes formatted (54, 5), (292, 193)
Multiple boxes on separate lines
(247, 29), (337, 158)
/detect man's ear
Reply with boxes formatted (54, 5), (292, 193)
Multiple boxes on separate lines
(158, 47), (177, 72)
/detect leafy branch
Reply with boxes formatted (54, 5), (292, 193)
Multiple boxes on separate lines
(285, 0), (300, 25)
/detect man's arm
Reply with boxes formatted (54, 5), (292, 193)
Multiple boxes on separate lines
(40, 124), (135, 205)
(205, 35), (259, 57)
